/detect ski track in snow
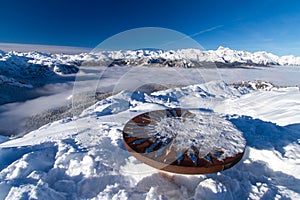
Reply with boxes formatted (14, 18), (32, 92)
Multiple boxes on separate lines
(0, 81), (299, 199)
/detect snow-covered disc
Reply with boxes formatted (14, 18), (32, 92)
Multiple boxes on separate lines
(123, 109), (246, 174)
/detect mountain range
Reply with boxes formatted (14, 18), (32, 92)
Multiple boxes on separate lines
(1, 47), (300, 75)
(1, 46), (300, 105)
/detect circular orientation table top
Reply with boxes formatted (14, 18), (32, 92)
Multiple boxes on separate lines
(123, 108), (246, 174)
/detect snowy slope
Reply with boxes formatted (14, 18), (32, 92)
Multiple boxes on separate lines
(0, 50), (79, 105)
(0, 75), (33, 88)
(0, 81), (299, 199)
(0, 51), (79, 79)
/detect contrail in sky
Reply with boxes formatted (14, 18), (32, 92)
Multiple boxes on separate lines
(160, 24), (224, 48)
(189, 25), (224, 37)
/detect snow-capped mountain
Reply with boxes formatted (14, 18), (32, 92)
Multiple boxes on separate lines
(1, 45), (299, 199)
(1, 46), (299, 105)
(81, 47), (300, 67)
(0, 50), (79, 104)
(1, 47), (300, 75)
(0, 51), (79, 79)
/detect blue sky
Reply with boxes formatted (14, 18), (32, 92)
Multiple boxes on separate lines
(0, 0), (300, 55)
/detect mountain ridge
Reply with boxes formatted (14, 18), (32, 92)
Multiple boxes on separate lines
(1, 46), (300, 70)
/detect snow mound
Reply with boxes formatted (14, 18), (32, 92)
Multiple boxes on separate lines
(0, 81), (299, 199)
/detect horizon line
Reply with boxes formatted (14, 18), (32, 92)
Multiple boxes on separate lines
(0, 42), (298, 57)
(0, 42), (92, 54)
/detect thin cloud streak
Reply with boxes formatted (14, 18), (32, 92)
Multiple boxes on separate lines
(189, 25), (224, 38)
(160, 25), (224, 48)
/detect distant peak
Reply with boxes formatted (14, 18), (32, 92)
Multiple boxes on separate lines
(217, 46), (230, 51)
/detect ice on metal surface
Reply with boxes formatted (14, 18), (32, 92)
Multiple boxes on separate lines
(150, 110), (246, 160)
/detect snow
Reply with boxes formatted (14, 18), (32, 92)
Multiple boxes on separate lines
(194, 178), (228, 200)
(84, 47), (300, 66)
(1, 45), (300, 199)
(0, 51), (79, 79)
(0, 79), (299, 199)
(216, 86), (300, 126)
(1, 47), (300, 130)
(152, 110), (245, 159)
(1, 46), (300, 79)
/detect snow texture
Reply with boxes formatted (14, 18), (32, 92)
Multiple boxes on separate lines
(0, 80), (299, 199)
(153, 110), (245, 159)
